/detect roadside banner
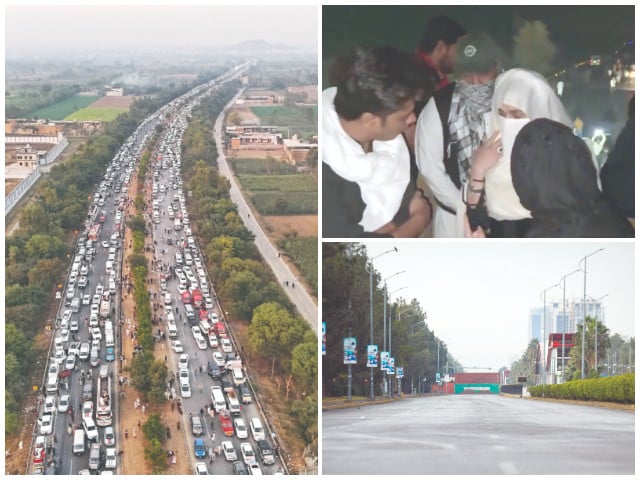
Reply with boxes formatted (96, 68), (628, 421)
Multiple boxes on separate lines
(322, 322), (326, 356)
(366, 345), (378, 367)
(388, 357), (395, 375)
(380, 351), (390, 372)
(343, 337), (357, 365)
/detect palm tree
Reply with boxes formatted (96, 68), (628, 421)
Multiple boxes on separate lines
(568, 316), (610, 379)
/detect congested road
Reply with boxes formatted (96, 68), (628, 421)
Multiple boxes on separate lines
(29, 63), (285, 475)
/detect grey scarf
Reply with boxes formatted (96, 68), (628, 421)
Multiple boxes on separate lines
(448, 80), (494, 183)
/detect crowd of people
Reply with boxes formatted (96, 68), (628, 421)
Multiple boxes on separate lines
(322, 16), (634, 238)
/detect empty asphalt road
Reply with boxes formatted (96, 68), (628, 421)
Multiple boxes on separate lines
(323, 394), (634, 475)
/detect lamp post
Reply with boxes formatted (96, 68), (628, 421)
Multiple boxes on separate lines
(389, 288), (408, 396)
(587, 293), (608, 375)
(558, 269), (580, 383)
(579, 248), (604, 379)
(382, 272), (405, 397)
(539, 283), (559, 385)
(366, 247), (397, 400)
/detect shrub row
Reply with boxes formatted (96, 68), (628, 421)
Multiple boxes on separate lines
(529, 373), (635, 403)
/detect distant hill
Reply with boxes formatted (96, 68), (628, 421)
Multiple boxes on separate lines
(225, 39), (312, 55)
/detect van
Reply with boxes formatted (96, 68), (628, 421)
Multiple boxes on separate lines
(89, 442), (101, 470)
(199, 319), (212, 336)
(46, 373), (58, 393)
(105, 331), (115, 348)
(73, 428), (86, 455)
(250, 418), (265, 441)
(210, 386), (227, 413)
(83, 417), (99, 442)
(227, 391), (241, 416)
(167, 312), (175, 324)
(185, 304), (195, 321)
(257, 439), (275, 465)
(232, 368), (246, 386)
(167, 323), (178, 339)
(71, 297), (81, 313)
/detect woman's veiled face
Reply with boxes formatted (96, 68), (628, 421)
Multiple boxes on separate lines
(498, 102), (527, 119)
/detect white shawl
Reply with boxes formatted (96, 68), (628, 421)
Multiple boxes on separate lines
(322, 87), (410, 232)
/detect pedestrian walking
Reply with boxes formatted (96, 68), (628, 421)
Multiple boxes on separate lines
(124, 429), (129, 439)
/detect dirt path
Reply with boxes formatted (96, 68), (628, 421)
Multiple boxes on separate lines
(117, 168), (190, 474)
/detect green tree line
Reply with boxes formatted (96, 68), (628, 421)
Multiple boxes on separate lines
(322, 243), (460, 397)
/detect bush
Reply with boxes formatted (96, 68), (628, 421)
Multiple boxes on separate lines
(528, 374), (635, 403)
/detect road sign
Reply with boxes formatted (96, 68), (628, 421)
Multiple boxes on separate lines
(436, 372), (441, 383)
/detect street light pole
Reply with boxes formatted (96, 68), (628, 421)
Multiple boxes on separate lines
(587, 293), (608, 375)
(540, 283), (559, 385)
(559, 269), (580, 383)
(579, 248), (604, 380)
(382, 273), (405, 398)
(366, 247), (397, 400)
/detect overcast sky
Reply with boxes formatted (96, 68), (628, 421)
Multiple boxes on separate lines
(361, 241), (634, 371)
(5, 4), (318, 54)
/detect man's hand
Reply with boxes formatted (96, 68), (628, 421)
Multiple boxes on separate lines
(391, 190), (432, 237)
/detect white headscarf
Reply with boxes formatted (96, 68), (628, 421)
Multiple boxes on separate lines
(484, 69), (571, 221)
(322, 87), (410, 232)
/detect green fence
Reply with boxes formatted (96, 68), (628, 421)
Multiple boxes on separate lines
(454, 383), (500, 394)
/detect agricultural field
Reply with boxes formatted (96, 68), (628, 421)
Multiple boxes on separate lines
(26, 95), (100, 120)
(229, 157), (298, 175)
(64, 107), (128, 122)
(250, 105), (318, 140)
(238, 173), (317, 216)
(277, 236), (318, 292)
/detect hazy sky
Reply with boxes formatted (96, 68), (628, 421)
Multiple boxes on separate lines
(5, 4), (318, 54)
(362, 241), (634, 371)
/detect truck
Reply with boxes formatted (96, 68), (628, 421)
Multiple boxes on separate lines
(192, 289), (203, 308)
(73, 428), (86, 455)
(88, 224), (101, 242)
(99, 295), (111, 319)
(219, 412), (234, 437)
(89, 442), (101, 471)
(214, 321), (227, 338)
(95, 370), (112, 426)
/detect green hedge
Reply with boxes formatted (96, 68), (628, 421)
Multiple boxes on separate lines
(529, 374), (635, 403)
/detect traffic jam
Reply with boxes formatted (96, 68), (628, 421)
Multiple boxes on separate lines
(31, 64), (282, 475)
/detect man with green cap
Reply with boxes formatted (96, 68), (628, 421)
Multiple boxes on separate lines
(415, 32), (506, 237)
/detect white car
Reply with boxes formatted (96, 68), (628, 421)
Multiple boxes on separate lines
(80, 264), (88, 276)
(204, 296), (214, 310)
(212, 351), (225, 367)
(82, 401), (93, 420)
(91, 303), (99, 316)
(234, 418), (248, 439)
(62, 309), (72, 324)
(240, 443), (255, 465)
(247, 461), (262, 475)
(70, 318), (79, 332)
(82, 294), (91, 305)
(92, 294), (101, 305)
(53, 349), (65, 365)
(104, 426), (115, 447)
(90, 313), (99, 327)
(102, 240), (110, 248)
(180, 382), (192, 398)
(222, 441), (237, 461)
(91, 327), (102, 341)
(178, 354), (189, 370)
(179, 368), (189, 384)
(59, 329), (70, 344)
(65, 354), (76, 371)
(195, 462), (208, 475)
(171, 340), (184, 353)
(221, 338), (233, 353)
(58, 394), (71, 413)
(48, 363), (59, 377)
(44, 395), (57, 414)
(96, 284), (104, 296)
(39, 413), (54, 435)
(195, 335), (207, 350)
(208, 333), (218, 348)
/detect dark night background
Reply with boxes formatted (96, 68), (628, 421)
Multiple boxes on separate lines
(322, 5), (635, 143)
